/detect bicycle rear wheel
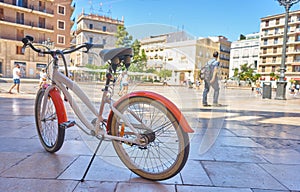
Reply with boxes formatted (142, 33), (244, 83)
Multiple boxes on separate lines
(35, 89), (65, 153)
(110, 96), (190, 181)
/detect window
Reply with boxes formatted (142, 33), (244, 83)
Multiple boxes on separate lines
(273, 47), (277, 53)
(275, 28), (279, 34)
(264, 30), (268, 36)
(16, 12), (24, 24)
(296, 35), (300, 42)
(272, 57), (276, 63)
(272, 66), (276, 72)
(16, 45), (24, 55)
(264, 39), (268, 45)
(263, 48), (267, 54)
(38, 17), (45, 28)
(89, 24), (93, 29)
(89, 37), (93, 43)
(295, 55), (300, 62)
(276, 18), (280, 25)
(14, 0), (25, 6)
(262, 57), (266, 63)
(242, 49), (249, 58)
(262, 66), (266, 72)
(103, 26), (106, 32)
(58, 20), (65, 30)
(57, 35), (65, 44)
(274, 38), (278, 44)
(293, 65), (300, 72)
(58, 5), (65, 15)
(265, 20), (269, 27)
(16, 29), (24, 41)
(254, 60), (258, 69)
(0, 8), (3, 20)
(253, 48), (259, 56)
(39, 1), (46, 11)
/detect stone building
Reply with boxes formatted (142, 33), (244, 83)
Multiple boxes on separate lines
(0, 0), (74, 78)
(260, 10), (300, 83)
(72, 12), (124, 67)
(230, 33), (260, 78)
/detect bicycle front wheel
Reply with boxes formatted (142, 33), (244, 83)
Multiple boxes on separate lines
(110, 96), (190, 181)
(35, 89), (65, 153)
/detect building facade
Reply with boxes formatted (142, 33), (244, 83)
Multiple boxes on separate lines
(140, 31), (196, 85)
(230, 33), (260, 78)
(0, 0), (74, 78)
(140, 32), (231, 85)
(72, 12), (124, 67)
(260, 10), (300, 83)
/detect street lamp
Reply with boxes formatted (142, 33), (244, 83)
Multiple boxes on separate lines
(275, 0), (300, 100)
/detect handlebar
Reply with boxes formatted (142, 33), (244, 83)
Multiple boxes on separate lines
(22, 35), (104, 55)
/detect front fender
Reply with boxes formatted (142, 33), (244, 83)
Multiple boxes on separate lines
(107, 91), (194, 133)
(48, 88), (68, 124)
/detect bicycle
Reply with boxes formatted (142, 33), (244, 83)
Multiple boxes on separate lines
(21, 35), (194, 181)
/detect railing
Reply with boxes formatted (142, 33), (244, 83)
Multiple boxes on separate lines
(0, 2), (54, 15)
(0, 15), (53, 30)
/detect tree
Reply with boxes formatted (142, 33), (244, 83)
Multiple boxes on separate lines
(130, 39), (147, 72)
(156, 69), (172, 79)
(115, 25), (133, 48)
(232, 63), (260, 83)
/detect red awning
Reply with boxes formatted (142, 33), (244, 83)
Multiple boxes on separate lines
(292, 78), (300, 81)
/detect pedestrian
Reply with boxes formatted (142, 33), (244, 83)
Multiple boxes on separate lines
(118, 70), (129, 96)
(255, 80), (261, 96)
(39, 68), (47, 88)
(202, 51), (221, 107)
(8, 64), (21, 94)
(295, 84), (299, 95)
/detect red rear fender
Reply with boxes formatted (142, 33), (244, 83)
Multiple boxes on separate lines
(107, 91), (194, 133)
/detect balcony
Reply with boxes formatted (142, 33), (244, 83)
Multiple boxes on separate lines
(0, 2), (54, 16)
(0, 15), (53, 31)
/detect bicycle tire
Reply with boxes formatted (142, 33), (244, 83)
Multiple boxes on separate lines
(110, 96), (190, 181)
(35, 88), (65, 153)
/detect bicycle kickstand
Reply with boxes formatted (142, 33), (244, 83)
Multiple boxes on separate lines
(80, 137), (103, 182)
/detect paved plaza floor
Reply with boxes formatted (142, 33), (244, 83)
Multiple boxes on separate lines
(0, 81), (300, 192)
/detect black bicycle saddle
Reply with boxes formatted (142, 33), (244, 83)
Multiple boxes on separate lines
(100, 47), (132, 62)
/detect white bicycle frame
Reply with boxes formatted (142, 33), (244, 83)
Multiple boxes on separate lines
(41, 64), (144, 145)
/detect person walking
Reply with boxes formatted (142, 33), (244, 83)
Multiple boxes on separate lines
(8, 64), (21, 94)
(39, 68), (47, 88)
(202, 51), (221, 107)
(118, 71), (129, 96)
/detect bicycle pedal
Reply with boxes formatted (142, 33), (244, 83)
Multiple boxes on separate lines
(60, 120), (76, 129)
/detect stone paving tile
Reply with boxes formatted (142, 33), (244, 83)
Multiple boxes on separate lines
(190, 144), (267, 163)
(1, 152), (77, 179)
(129, 173), (182, 185)
(180, 160), (212, 186)
(58, 155), (132, 181)
(202, 161), (287, 190)
(0, 152), (31, 173)
(176, 185), (253, 192)
(73, 181), (117, 192)
(251, 189), (290, 192)
(259, 164), (300, 191)
(0, 138), (42, 153)
(0, 177), (78, 192)
(254, 148), (300, 164)
(115, 182), (175, 192)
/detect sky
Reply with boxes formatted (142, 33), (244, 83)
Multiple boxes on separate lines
(72, 0), (300, 42)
